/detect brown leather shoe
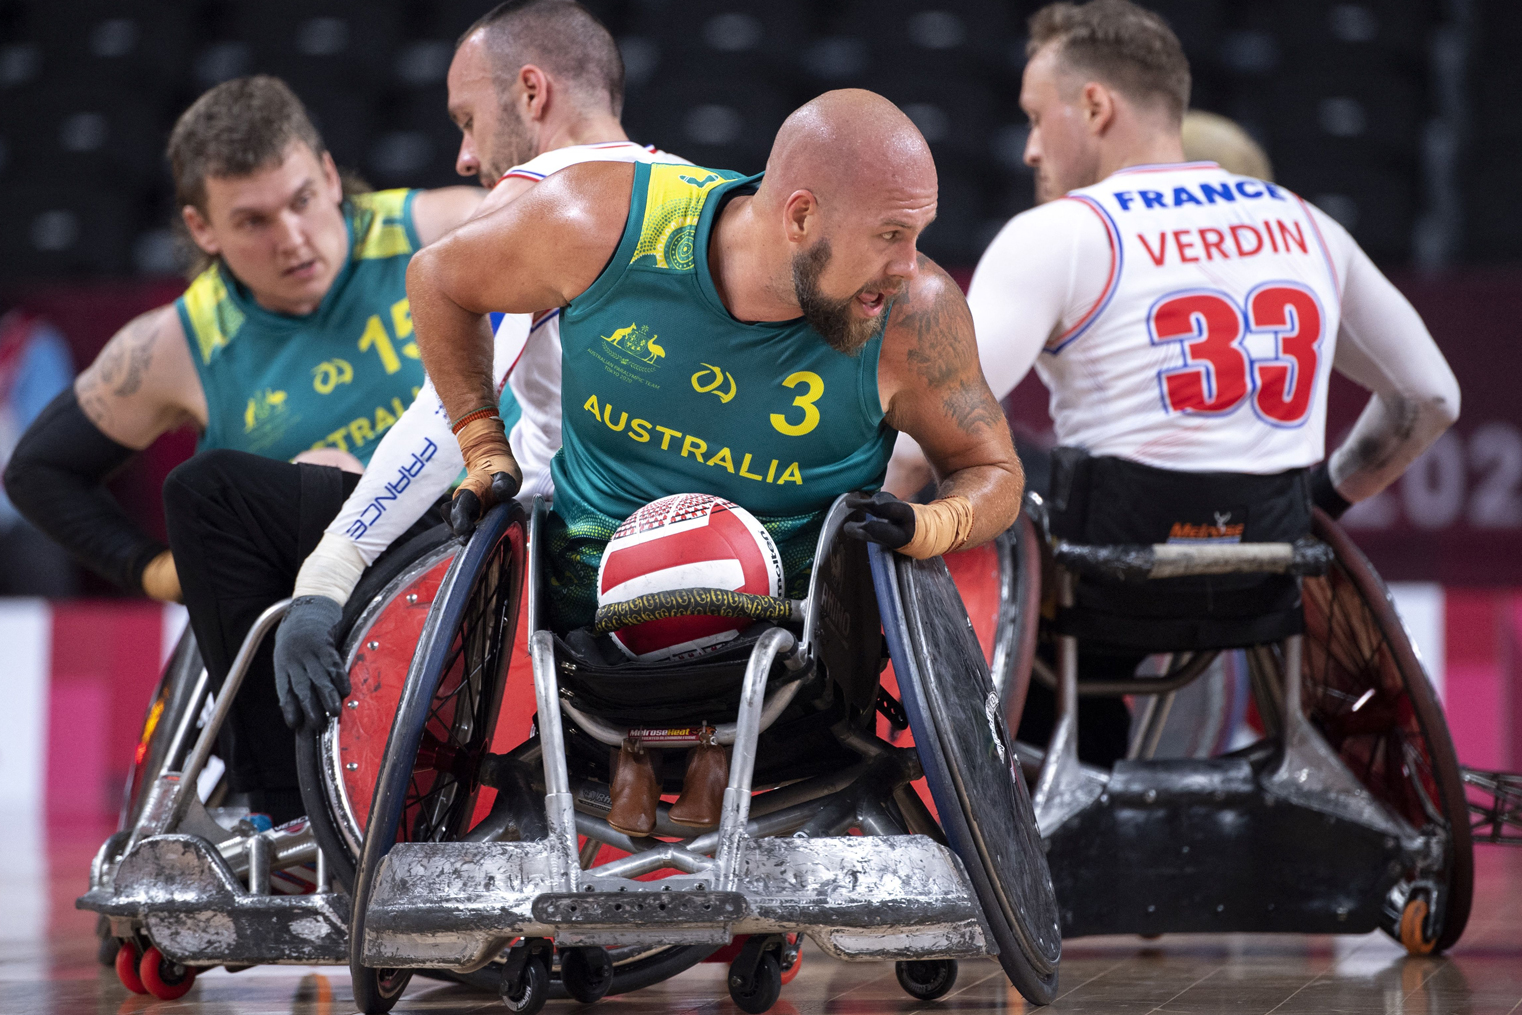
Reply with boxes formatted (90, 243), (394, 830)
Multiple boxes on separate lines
(669, 733), (728, 828)
(606, 737), (658, 837)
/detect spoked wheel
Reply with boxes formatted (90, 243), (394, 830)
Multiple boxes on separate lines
(1295, 509), (1473, 952)
(347, 505), (525, 1014)
(296, 524), (463, 893)
(871, 546), (1062, 1005)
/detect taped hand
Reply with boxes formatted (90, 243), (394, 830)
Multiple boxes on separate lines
(450, 415), (522, 535)
(842, 490), (917, 550)
(273, 595), (349, 730)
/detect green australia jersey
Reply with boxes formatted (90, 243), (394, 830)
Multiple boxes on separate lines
(175, 189), (428, 466)
(549, 163), (896, 625)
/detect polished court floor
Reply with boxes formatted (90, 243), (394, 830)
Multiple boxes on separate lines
(4, 824), (1519, 1015)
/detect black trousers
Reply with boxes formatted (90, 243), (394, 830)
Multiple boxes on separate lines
(163, 449), (359, 824)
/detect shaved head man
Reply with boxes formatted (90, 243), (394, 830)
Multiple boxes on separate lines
(405, 88), (1023, 827)
(755, 92), (940, 353)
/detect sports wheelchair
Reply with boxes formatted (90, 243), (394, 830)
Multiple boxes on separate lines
(79, 521), (703, 1000)
(949, 496), (1476, 954)
(343, 495), (1063, 1013)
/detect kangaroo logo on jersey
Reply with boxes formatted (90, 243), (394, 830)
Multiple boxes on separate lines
(243, 388), (287, 432)
(691, 363), (737, 403)
(604, 322), (665, 364)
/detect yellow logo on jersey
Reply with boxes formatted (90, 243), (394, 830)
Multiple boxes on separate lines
(603, 322), (665, 364)
(243, 388), (287, 432)
(582, 393), (803, 486)
(311, 358), (354, 394)
(691, 363), (736, 403)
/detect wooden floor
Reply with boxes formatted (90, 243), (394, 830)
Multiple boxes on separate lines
(4, 826), (1519, 1015)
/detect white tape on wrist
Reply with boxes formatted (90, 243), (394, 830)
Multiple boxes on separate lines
(293, 532), (369, 606)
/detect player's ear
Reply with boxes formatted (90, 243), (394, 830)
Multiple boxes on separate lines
(320, 151), (343, 202)
(783, 189), (818, 244)
(519, 64), (550, 122)
(181, 205), (219, 256)
(1081, 81), (1115, 136)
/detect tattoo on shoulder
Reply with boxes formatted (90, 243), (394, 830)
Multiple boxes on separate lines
(87, 311), (161, 399)
(891, 257), (1004, 436)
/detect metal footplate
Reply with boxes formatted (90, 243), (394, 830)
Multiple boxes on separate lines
(534, 891), (749, 924)
(361, 834), (992, 970)
(82, 835), (348, 965)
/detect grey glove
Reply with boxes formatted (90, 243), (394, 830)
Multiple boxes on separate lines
(273, 595), (349, 730)
(842, 490), (917, 549)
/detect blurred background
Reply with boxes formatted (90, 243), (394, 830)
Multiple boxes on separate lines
(0, 0), (1518, 822)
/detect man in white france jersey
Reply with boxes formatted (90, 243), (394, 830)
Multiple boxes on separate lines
(261, 0), (676, 731)
(900, 0), (1459, 765)
(891, 0), (1458, 524)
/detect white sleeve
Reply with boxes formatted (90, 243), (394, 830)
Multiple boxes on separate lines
(299, 314), (533, 605)
(321, 377), (463, 567)
(1315, 207), (1461, 501)
(966, 199), (1112, 401)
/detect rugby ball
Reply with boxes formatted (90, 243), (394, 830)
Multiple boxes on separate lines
(598, 493), (784, 661)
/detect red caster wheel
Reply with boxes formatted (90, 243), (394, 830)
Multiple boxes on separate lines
(139, 945), (197, 1000)
(114, 940), (146, 994)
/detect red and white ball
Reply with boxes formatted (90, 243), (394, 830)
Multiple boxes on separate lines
(598, 494), (783, 661)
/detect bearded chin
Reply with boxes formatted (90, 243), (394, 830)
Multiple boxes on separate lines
(792, 239), (878, 356)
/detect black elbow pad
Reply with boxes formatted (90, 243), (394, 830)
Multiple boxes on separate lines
(6, 387), (166, 591)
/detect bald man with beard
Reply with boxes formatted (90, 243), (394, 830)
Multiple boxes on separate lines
(409, 89), (1025, 833)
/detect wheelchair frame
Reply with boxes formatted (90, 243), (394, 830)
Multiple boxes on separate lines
(348, 495), (1061, 1012)
(1008, 498), (1473, 951)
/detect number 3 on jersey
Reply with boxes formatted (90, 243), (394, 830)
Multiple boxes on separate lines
(1148, 282), (1323, 427)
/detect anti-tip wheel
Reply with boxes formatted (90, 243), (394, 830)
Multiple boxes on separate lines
(138, 945), (197, 1000)
(560, 947), (614, 1004)
(1400, 886), (1439, 956)
(896, 959), (958, 1001)
(501, 954), (549, 1015)
(114, 940), (146, 994)
(729, 952), (782, 1015)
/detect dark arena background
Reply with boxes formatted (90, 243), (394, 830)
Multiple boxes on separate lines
(1, 1), (1519, 1013)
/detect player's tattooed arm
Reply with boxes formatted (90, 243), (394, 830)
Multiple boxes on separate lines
(881, 255), (1023, 545)
(75, 305), (207, 449)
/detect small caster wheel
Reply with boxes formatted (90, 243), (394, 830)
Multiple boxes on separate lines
(729, 952), (782, 1014)
(139, 945), (197, 1000)
(779, 935), (803, 985)
(114, 939), (146, 994)
(351, 965), (412, 1014)
(560, 946), (614, 1004)
(502, 952), (549, 1015)
(896, 959), (958, 1001)
(1400, 886), (1439, 955)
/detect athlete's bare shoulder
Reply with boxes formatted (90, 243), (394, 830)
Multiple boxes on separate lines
(76, 303), (206, 449)
(417, 161), (636, 314)
(880, 255), (1006, 440)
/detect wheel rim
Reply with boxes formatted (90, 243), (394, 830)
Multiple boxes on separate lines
(1301, 511), (1473, 949)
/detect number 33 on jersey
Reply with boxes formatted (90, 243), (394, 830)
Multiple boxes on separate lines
(1036, 163), (1343, 473)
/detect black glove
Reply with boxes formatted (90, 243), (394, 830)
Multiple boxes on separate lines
(1309, 461), (1353, 520)
(448, 471), (520, 536)
(273, 595), (349, 730)
(842, 490), (917, 549)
